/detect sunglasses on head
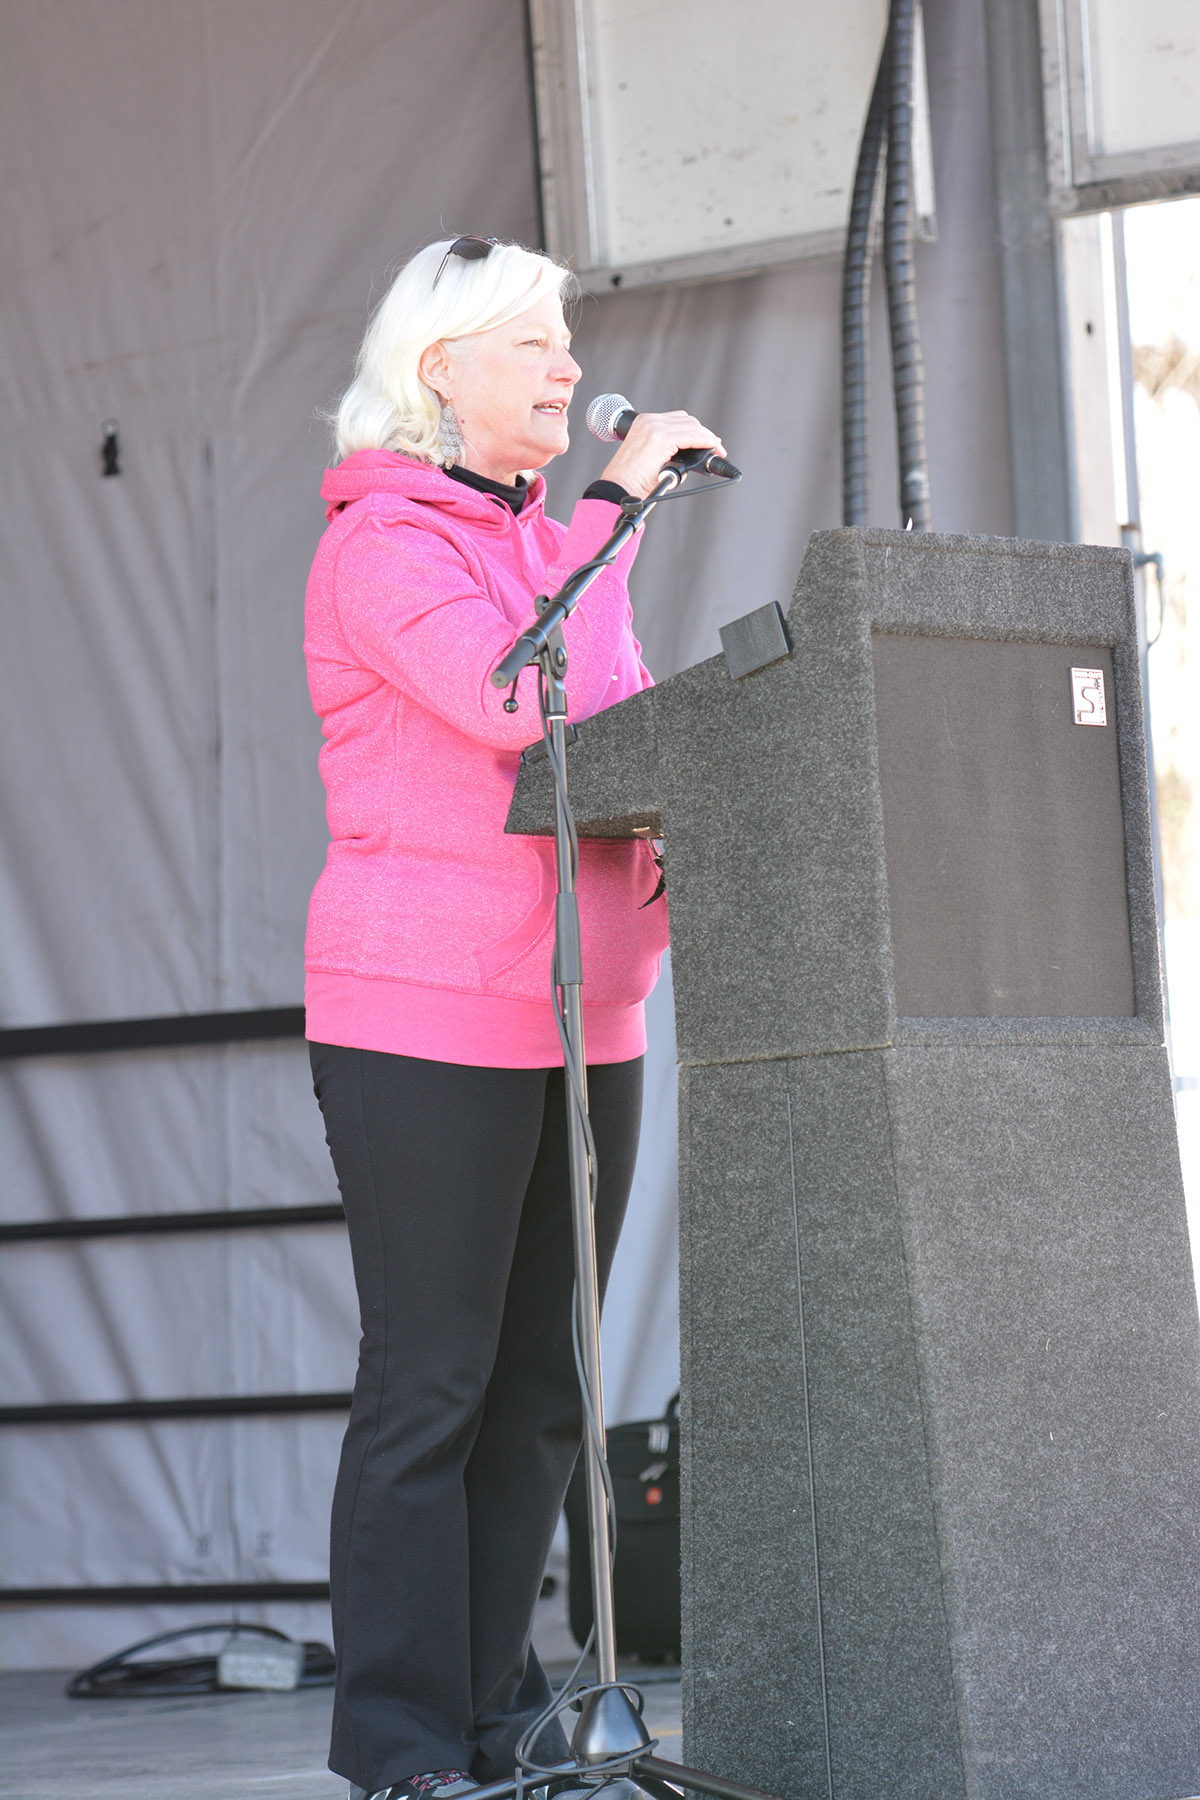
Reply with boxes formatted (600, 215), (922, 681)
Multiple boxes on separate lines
(433, 236), (500, 288)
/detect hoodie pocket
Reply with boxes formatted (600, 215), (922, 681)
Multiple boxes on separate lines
(474, 841), (556, 986)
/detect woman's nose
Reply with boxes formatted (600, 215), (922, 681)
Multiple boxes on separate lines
(557, 350), (582, 385)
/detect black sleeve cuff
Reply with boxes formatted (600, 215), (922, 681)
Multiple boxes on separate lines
(581, 479), (634, 506)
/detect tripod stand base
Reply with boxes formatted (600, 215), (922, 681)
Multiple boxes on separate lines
(571, 1683), (651, 1762)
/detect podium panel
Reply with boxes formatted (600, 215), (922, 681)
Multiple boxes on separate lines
(871, 634), (1134, 1017)
(508, 530), (1199, 1800)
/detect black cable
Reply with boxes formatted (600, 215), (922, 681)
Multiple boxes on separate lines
(841, 43), (890, 526)
(645, 477), (741, 502)
(882, 0), (932, 530)
(66, 1623), (335, 1698)
(515, 1678), (659, 1785)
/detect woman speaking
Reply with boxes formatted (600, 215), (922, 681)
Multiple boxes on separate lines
(305, 236), (723, 1800)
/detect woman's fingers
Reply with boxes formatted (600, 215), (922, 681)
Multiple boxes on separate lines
(625, 410), (726, 455)
(599, 409), (727, 498)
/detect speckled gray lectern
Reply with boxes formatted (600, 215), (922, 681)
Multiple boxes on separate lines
(507, 529), (1200, 1800)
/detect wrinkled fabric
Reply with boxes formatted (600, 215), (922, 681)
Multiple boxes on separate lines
(304, 451), (669, 1064)
(1, 0), (1017, 1668)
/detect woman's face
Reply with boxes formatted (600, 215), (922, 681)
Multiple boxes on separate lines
(425, 292), (582, 484)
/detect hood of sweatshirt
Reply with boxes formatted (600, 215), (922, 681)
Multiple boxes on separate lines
(321, 449), (548, 526)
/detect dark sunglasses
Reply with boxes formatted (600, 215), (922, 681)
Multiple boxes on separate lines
(433, 236), (500, 288)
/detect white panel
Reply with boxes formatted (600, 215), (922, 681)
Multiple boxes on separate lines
(1058, 212), (1122, 548)
(591, 0), (888, 262)
(532, 0), (935, 289)
(1041, 0), (1200, 206)
(1084, 0), (1199, 166)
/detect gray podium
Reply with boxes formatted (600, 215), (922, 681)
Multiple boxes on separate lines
(508, 528), (1200, 1800)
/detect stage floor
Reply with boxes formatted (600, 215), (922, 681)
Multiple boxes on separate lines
(0, 1662), (683, 1800)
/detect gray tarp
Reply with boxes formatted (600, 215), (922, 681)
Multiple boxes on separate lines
(0, 0), (1010, 1666)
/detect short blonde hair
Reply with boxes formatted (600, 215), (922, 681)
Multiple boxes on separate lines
(333, 239), (575, 464)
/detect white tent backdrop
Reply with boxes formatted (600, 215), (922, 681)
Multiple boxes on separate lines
(0, 0), (1011, 1667)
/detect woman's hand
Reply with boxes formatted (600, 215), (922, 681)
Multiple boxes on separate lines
(599, 410), (727, 500)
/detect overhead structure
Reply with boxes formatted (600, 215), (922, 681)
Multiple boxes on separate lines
(1039, 0), (1200, 213)
(528, 0), (935, 292)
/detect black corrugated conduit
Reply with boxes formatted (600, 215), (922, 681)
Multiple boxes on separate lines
(883, 0), (931, 529)
(841, 51), (889, 526)
(841, 0), (932, 530)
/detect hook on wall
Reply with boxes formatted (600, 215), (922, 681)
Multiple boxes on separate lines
(101, 419), (120, 477)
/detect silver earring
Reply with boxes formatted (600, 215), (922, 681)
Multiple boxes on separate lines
(437, 401), (463, 467)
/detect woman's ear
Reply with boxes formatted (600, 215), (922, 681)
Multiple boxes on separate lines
(418, 340), (452, 399)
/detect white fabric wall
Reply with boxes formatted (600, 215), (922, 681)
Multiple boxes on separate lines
(0, 0), (1011, 1668)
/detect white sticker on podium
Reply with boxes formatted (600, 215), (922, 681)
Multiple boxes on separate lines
(1071, 667), (1107, 725)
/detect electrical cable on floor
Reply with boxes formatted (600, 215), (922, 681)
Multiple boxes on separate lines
(66, 1623), (334, 1699)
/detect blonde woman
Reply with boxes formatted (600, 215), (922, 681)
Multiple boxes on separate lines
(305, 237), (722, 1800)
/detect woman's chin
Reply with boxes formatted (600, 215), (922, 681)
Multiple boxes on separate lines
(527, 422), (570, 464)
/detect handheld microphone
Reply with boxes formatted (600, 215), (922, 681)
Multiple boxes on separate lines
(586, 393), (741, 482)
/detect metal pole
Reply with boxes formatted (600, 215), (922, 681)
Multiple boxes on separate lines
(1111, 209), (1169, 1018)
(983, 0), (1077, 542)
(542, 655), (619, 1687)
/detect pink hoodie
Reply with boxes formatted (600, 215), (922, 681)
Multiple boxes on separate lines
(303, 450), (669, 1066)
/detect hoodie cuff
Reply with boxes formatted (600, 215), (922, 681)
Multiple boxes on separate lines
(582, 479), (633, 506)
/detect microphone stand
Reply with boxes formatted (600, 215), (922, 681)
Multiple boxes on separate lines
(488, 473), (779, 1800)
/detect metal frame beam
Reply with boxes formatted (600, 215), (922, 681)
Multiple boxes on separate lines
(984, 0), (1077, 543)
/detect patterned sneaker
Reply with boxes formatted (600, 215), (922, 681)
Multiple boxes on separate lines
(351, 1771), (479, 1800)
(528, 1779), (599, 1800)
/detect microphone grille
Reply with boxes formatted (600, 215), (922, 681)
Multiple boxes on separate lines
(586, 393), (633, 442)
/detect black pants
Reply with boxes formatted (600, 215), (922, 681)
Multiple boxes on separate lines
(310, 1044), (644, 1794)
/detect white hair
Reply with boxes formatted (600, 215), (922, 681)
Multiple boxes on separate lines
(332, 239), (575, 465)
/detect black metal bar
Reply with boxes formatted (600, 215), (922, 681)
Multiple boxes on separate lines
(635, 1755), (783, 1800)
(0, 1392), (352, 1428)
(0, 1203), (345, 1246)
(0, 1581), (331, 1608)
(0, 1006), (306, 1062)
(490, 486), (669, 691)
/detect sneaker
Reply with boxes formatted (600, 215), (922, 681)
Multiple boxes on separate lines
(351, 1771), (479, 1800)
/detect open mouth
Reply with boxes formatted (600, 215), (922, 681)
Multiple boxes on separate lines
(533, 401), (568, 415)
